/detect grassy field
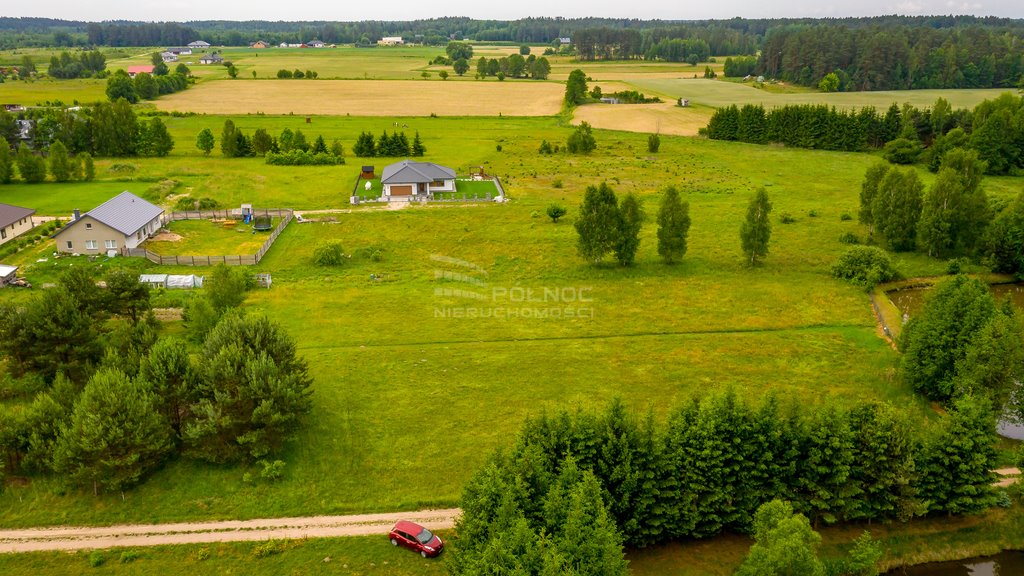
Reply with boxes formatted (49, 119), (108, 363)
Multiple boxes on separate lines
(627, 78), (1015, 111)
(0, 78), (108, 106)
(3, 115), (999, 529)
(0, 47), (1022, 573)
(142, 218), (281, 256)
(152, 78), (564, 116)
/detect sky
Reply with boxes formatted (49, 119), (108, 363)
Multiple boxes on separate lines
(3, 0), (1023, 22)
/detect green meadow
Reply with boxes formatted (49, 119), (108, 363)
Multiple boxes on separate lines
(0, 45), (1022, 576)
(3, 114), (1001, 529)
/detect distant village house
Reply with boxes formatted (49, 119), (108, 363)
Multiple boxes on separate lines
(378, 36), (404, 46)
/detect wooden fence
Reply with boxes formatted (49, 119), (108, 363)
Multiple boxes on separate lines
(167, 208), (293, 221)
(125, 209), (293, 267)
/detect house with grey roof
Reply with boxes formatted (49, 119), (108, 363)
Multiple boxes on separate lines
(52, 191), (164, 254)
(188, 40), (211, 49)
(0, 202), (35, 246)
(199, 52), (224, 64)
(380, 160), (456, 199)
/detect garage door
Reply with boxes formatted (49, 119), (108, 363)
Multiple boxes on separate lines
(390, 185), (413, 196)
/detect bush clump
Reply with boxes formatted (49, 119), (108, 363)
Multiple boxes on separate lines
(265, 151), (345, 166)
(831, 246), (899, 288)
(839, 232), (861, 244)
(312, 241), (345, 266)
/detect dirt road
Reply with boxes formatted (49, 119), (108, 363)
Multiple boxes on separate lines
(0, 508), (460, 554)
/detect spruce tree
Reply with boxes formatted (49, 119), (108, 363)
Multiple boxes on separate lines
(411, 131), (426, 156)
(312, 134), (328, 155)
(614, 192), (644, 266)
(292, 129), (308, 152)
(916, 394), (997, 515)
(574, 182), (621, 264)
(656, 186), (691, 263)
(740, 187), (772, 265)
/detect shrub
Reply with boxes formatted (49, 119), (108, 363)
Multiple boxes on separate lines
(807, 209), (818, 217)
(174, 196), (195, 211)
(779, 212), (796, 224)
(552, 179), (563, 189)
(89, 552), (105, 567)
(197, 197), (219, 209)
(830, 246), (899, 288)
(265, 150), (344, 166)
(119, 551), (140, 563)
(839, 232), (861, 244)
(647, 133), (660, 153)
(312, 241), (345, 266)
(108, 163), (136, 173)
(883, 138), (923, 165)
(840, 212), (853, 221)
(251, 540), (281, 559)
(546, 204), (567, 223)
(260, 459), (286, 481)
(946, 257), (968, 275)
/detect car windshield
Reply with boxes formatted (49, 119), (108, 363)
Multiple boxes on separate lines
(415, 528), (434, 544)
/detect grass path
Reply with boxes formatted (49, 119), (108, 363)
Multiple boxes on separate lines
(0, 508), (459, 553)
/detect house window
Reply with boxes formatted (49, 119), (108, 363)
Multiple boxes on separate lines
(137, 231), (142, 240)
(1, 228), (6, 239)
(85, 223), (92, 230)
(66, 241), (73, 249)
(85, 240), (97, 250)
(105, 240), (116, 249)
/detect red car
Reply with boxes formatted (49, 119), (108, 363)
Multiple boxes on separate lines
(388, 520), (444, 558)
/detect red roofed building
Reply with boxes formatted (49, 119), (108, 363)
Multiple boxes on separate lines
(126, 65), (154, 78)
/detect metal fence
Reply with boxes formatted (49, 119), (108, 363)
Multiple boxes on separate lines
(125, 209), (293, 267)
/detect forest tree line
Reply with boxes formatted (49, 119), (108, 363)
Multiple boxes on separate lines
(704, 94), (1024, 178)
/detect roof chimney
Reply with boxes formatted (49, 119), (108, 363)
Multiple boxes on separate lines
(73, 209), (80, 220)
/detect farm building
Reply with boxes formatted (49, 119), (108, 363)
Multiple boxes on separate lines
(199, 53), (224, 64)
(0, 264), (18, 288)
(126, 65), (154, 77)
(187, 40), (211, 49)
(250, 40), (269, 48)
(381, 160), (455, 199)
(0, 203), (35, 246)
(52, 191), (164, 255)
(378, 36), (404, 46)
(307, 40), (325, 47)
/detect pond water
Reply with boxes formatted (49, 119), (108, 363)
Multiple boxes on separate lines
(886, 283), (1024, 318)
(885, 550), (1024, 575)
(886, 283), (1024, 440)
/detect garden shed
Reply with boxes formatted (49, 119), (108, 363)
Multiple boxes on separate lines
(0, 264), (18, 287)
(360, 166), (375, 179)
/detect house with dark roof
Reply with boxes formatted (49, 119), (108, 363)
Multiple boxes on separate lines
(0, 203), (35, 246)
(52, 191), (164, 254)
(199, 52), (224, 64)
(161, 51), (178, 62)
(166, 47), (192, 55)
(307, 40), (325, 48)
(380, 160), (456, 199)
